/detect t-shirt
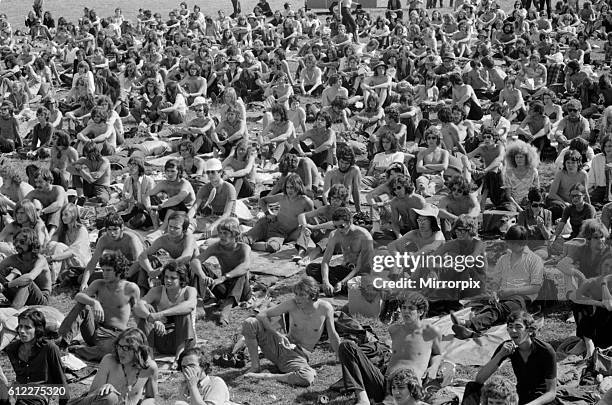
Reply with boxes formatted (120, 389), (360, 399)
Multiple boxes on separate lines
(561, 203), (596, 239)
(372, 152), (404, 171)
(491, 338), (556, 405)
(196, 181), (237, 216)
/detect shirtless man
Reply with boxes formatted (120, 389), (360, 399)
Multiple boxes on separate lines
(133, 261), (197, 367)
(241, 276), (341, 386)
(25, 167), (67, 238)
(75, 106), (116, 156)
(241, 173), (313, 253)
(389, 174), (427, 238)
(57, 251), (140, 361)
(80, 213), (145, 292)
(322, 147), (362, 212)
(374, 107), (407, 152)
(338, 292), (442, 405)
(438, 176), (480, 236)
(306, 207), (374, 296)
(136, 211), (208, 297)
(416, 127), (449, 197)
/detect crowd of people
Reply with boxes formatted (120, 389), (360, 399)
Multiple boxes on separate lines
(0, 0), (609, 403)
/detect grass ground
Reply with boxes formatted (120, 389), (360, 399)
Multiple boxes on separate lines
(0, 0), (601, 404)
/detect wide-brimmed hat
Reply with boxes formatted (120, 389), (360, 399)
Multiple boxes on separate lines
(191, 96), (208, 108)
(206, 158), (223, 171)
(373, 61), (387, 70)
(442, 52), (456, 60)
(413, 204), (439, 218)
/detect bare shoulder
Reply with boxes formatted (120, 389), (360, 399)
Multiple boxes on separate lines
(316, 299), (334, 315)
(422, 323), (442, 340)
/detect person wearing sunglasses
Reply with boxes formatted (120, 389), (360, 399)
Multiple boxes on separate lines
(387, 174), (427, 240)
(553, 99), (591, 152)
(415, 127), (449, 198)
(306, 207), (374, 296)
(546, 149), (590, 221)
(70, 328), (158, 405)
(438, 175), (480, 237)
(516, 188), (552, 259)
(552, 183), (596, 243)
(176, 97), (220, 155)
(468, 128), (511, 212)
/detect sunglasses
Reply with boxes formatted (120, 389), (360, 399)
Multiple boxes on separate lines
(571, 193), (583, 198)
(567, 158), (581, 163)
(394, 186), (404, 191)
(426, 136), (438, 140)
(568, 108), (578, 112)
(531, 202), (544, 207)
(205, 170), (219, 175)
(334, 223), (348, 229)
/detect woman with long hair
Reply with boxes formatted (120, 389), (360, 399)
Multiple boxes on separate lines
(546, 149), (590, 220)
(49, 130), (78, 189)
(179, 63), (207, 105)
(504, 141), (540, 210)
(46, 204), (91, 282)
(0, 199), (49, 257)
(69, 328), (157, 405)
(222, 140), (257, 198)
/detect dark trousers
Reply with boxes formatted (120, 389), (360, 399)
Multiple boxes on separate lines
(338, 341), (386, 403)
(573, 303), (612, 348)
(460, 381), (483, 405)
(137, 303), (196, 355)
(305, 263), (354, 286)
(470, 295), (528, 332)
(202, 262), (251, 304)
(341, 7), (358, 43)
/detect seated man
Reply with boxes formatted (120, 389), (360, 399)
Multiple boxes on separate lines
(268, 154), (323, 198)
(338, 292), (442, 405)
(0, 228), (52, 309)
(136, 211), (208, 297)
(438, 176), (480, 237)
(306, 207), (374, 296)
(133, 261), (197, 368)
(242, 276), (340, 386)
(75, 105), (116, 156)
(461, 311), (556, 405)
(80, 213), (145, 292)
(322, 146), (362, 212)
(451, 225), (543, 339)
(199, 218), (251, 326)
(416, 127), (449, 197)
(24, 167), (68, 238)
(187, 158), (236, 239)
(67, 141), (112, 204)
(57, 251), (140, 361)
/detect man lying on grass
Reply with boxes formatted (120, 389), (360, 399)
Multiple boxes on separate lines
(241, 276), (341, 386)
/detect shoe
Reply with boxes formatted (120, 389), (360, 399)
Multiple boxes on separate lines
(292, 254), (303, 263)
(452, 324), (476, 340)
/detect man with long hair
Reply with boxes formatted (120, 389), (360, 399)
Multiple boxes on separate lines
(0, 228), (52, 309)
(57, 251), (140, 361)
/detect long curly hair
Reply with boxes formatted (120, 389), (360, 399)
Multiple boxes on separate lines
(504, 140), (539, 169)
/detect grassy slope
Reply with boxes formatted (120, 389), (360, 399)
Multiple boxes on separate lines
(0, 0), (601, 404)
